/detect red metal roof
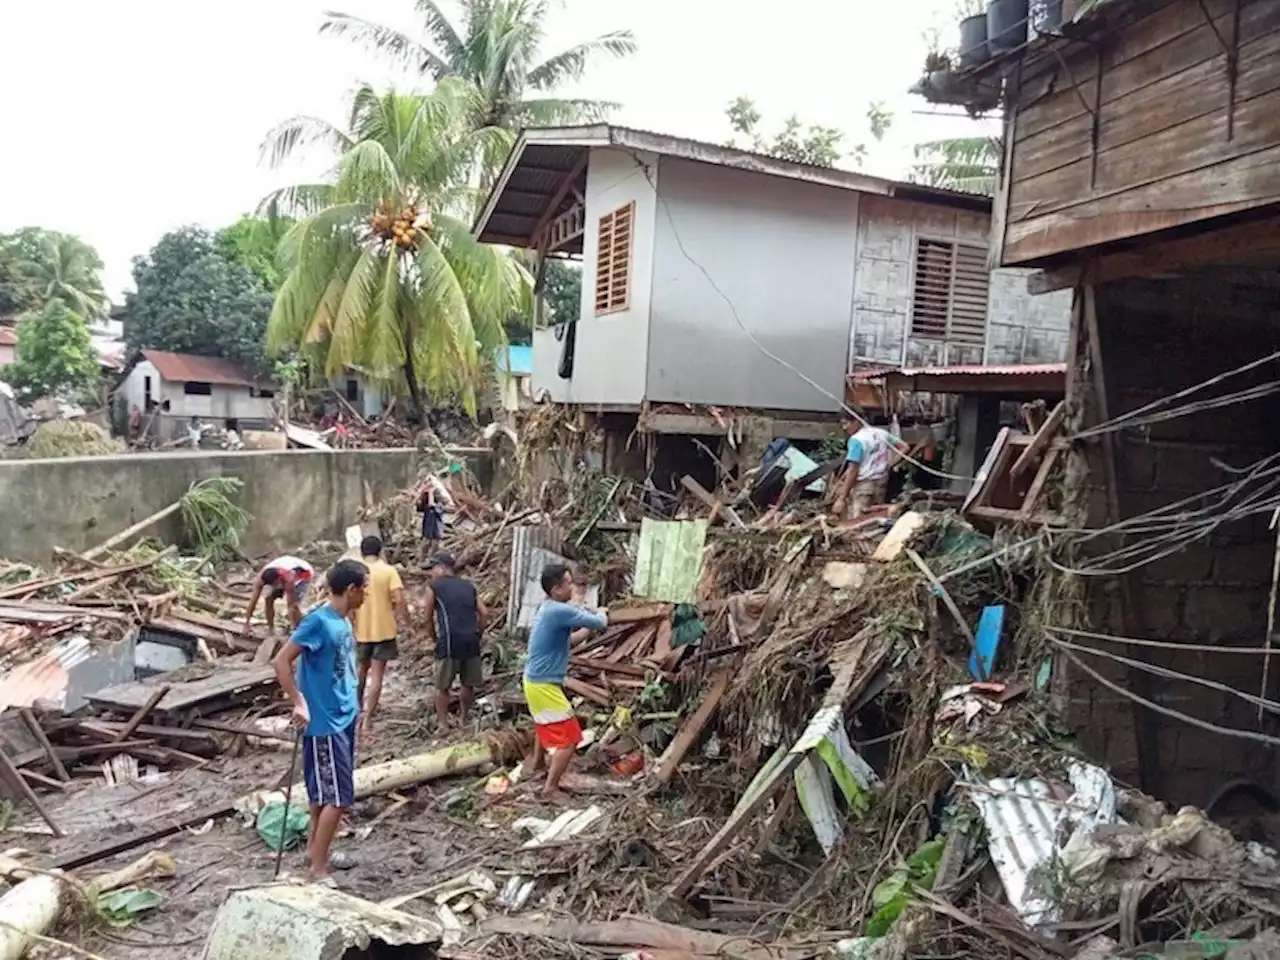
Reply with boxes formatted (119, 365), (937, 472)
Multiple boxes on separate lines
(137, 349), (263, 387)
(851, 363), (1066, 381)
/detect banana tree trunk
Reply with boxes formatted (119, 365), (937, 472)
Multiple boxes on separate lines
(0, 874), (71, 960)
(236, 736), (529, 816)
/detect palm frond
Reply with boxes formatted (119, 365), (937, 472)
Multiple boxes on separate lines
(514, 97), (617, 127)
(320, 12), (450, 76)
(336, 140), (402, 202)
(260, 116), (354, 169)
(527, 30), (636, 90)
(327, 247), (382, 374)
(364, 250), (408, 371)
(257, 183), (337, 221)
(416, 0), (469, 71)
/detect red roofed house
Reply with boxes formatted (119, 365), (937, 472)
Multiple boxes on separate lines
(118, 349), (276, 440)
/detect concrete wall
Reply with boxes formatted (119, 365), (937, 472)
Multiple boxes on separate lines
(558, 147), (659, 406)
(851, 195), (1071, 368)
(647, 156), (858, 412)
(1066, 276), (1280, 808)
(0, 448), (488, 564)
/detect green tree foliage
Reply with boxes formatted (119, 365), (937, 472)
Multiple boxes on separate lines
(505, 257), (579, 344)
(0, 228), (107, 319)
(2, 299), (100, 402)
(726, 97), (892, 169)
(544, 258), (581, 326)
(0, 244), (39, 318)
(320, 0), (636, 189)
(261, 81), (531, 418)
(911, 137), (1000, 195)
(125, 228), (274, 372)
(215, 216), (293, 291)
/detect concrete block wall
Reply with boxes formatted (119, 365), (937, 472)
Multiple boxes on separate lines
(0, 448), (491, 564)
(1067, 277), (1280, 807)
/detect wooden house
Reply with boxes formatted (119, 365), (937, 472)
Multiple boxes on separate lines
(929, 0), (1280, 809)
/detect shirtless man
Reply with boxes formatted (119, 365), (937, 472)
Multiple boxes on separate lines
(243, 555), (315, 635)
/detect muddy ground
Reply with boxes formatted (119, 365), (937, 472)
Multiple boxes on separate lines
(13, 641), (540, 959)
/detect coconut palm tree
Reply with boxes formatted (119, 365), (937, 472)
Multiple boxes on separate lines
(261, 81), (531, 417)
(911, 137), (1001, 195)
(321, 0), (635, 186)
(12, 230), (107, 320)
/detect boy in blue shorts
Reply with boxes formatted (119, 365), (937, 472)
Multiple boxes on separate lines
(274, 559), (367, 883)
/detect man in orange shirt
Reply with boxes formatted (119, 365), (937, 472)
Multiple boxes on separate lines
(353, 536), (408, 741)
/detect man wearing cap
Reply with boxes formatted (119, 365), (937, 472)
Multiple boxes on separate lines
(423, 553), (489, 732)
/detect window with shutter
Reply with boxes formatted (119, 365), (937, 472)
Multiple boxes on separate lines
(910, 238), (990, 346)
(594, 202), (634, 315)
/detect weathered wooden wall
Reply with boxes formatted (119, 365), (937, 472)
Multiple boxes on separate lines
(1001, 0), (1280, 265)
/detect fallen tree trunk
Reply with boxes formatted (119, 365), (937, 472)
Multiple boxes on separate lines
(0, 874), (72, 960)
(82, 502), (183, 561)
(236, 734), (531, 815)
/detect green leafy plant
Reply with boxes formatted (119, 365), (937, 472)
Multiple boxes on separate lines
(865, 836), (946, 936)
(179, 477), (251, 562)
(95, 887), (164, 927)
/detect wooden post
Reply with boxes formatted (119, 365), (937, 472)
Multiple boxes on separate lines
(1081, 283), (1162, 794)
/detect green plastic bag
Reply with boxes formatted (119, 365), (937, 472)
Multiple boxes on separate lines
(257, 801), (309, 852)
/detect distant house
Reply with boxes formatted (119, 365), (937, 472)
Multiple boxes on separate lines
(495, 345), (533, 416)
(0, 328), (16, 369)
(118, 349), (275, 439)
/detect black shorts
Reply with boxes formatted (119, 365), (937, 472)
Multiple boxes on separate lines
(268, 581), (310, 603)
(356, 638), (399, 664)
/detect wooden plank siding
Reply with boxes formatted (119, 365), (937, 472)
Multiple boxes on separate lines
(1001, 0), (1280, 265)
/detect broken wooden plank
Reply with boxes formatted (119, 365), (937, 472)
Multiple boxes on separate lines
(18, 709), (68, 782)
(18, 768), (68, 791)
(55, 740), (156, 762)
(648, 618), (674, 665)
(680, 475), (746, 528)
(571, 622), (635, 655)
(74, 719), (219, 746)
(114, 686), (171, 743)
(904, 548), (977, 658)
(86, 665), (277, 715)
(1010, 400), (1067, 480)
(563, 677), (612, 707)
(187, 718), (291, 742)
(606, 604), (671, 625)
(568, 658), (664, 680)
(654, 669), (734, 786)
(606, 623), (657, 663)
(51, 800), (237, 870)
(0, 747), (63, 837)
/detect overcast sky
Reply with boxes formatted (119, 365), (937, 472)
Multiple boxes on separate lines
(0, 0), (991, 299)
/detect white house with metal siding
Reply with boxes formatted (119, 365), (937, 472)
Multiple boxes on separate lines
(118, 349), (275, 440)
(476, 126), (1071, 417)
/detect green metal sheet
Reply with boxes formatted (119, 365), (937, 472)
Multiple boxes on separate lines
(632, 519), (708, 604)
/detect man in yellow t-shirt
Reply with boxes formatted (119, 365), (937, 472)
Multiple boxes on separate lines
(353, 535), (408, 741)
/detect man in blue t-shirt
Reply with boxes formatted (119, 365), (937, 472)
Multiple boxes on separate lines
(523, 563), (608, 801)
(274, 559), (368, 884)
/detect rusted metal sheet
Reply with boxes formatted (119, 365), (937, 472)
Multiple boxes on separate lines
(135, 349), (264, 387)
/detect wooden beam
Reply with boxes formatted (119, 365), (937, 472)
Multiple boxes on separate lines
(528, 154), (589, 246)
(1011, 400), (1067, 479)
(114, 685), (171, 743)
(653, 669), (733, 785)
(0, 748), (63, 837)
(19, 708), (69, 782)
(1026, 214), (1280, 294)
(681, 476), (746, 529)
(51, 801), (236, 870)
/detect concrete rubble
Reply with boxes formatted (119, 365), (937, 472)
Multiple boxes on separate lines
(0, 403), (1276, 960)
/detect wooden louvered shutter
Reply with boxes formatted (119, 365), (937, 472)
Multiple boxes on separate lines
(594, 202), (634, 315)
(910, 238), (990, 346)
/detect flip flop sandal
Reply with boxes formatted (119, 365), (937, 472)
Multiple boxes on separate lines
(313, 875), (338, 889)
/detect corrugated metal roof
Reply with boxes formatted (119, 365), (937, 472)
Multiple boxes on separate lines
(135, 349), (264, 387)
(851, 363), (1066, 381)
(476, 125), (993, 249)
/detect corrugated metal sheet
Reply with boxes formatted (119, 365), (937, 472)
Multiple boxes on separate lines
(506, 523), (559, 629)
(633, 519), (708, 604)
(138, 349), (263, 387)
(966, 761), (1115, 928)
(851, 362), (1066, 381)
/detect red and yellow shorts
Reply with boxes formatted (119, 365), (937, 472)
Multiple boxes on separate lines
(523, 678), (582, 750)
